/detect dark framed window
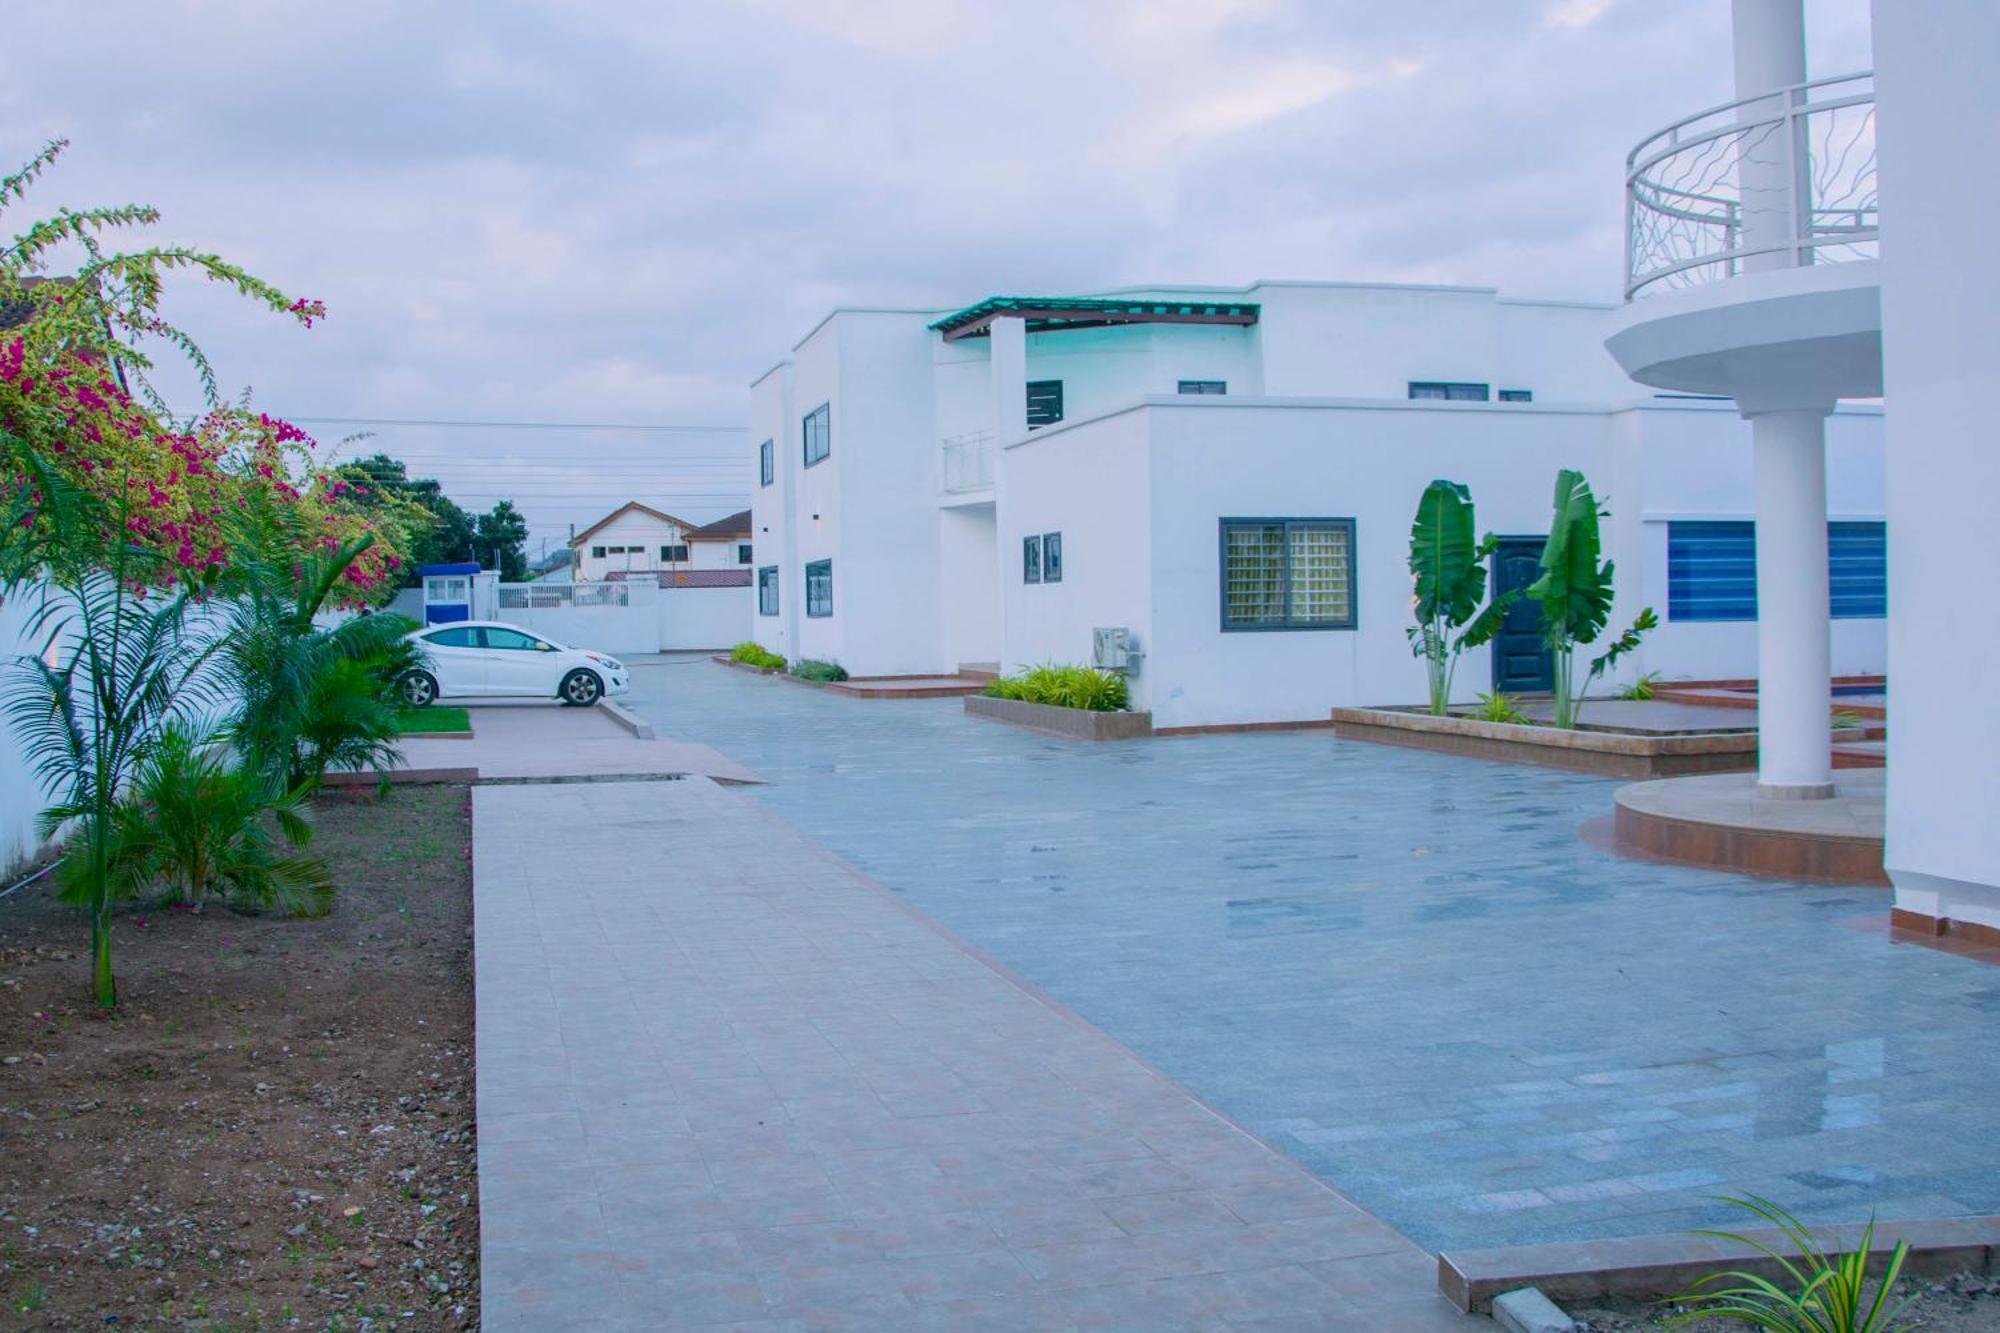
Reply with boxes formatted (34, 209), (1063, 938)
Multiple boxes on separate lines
(661, 544), (689, 563)
(757, 565), (779, 616)
(590, 545), (606, 559)
(1409, 381), (1490, 402)
(1667, 520), (1888, 621)
(1219, 518), (1357, 631)
(737, 542), (753, 565)
(1498, 388), (1533, 403)
(1178, 380), (1227, 395)
(805, 559), (832, 617)
(1042, 532), (1062, 583)
(1026, 379), (1064, 429)
(1828, 521), (1887, 618)
(1022, 535), (1041, 584)
(759, 438), (774, 486)
(803, 403), (830, 467)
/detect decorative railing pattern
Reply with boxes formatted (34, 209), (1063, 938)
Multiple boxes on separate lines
(941, 428), (995, 494)
(1627, 71), (1877, 299)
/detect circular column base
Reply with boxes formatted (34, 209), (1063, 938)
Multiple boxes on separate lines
(1610, 771), (1886, 886)
(1757, 780), (1839, 800)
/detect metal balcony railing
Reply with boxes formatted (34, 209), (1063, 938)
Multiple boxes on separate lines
(941, 428), (995, 494)
(1626, 71), (1877, 299)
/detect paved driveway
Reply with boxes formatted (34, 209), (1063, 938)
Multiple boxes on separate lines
(624, 658), (1998, 1253)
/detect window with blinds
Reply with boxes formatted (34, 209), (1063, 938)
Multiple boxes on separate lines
(1219, 519), (1357, 631)
(1408, 381), (1490, 401)
(1668, 520), (1888, 621)
(757, 566), (778, 616)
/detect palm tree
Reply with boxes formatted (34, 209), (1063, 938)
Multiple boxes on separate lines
(217, 494), (412, 792)
(3, 554), (221, 1007)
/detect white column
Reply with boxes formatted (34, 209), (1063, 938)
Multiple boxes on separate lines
(1750, 405), (1835, 798)
(989, 315), (1028, 440)
(1731, 0), (1809, 273)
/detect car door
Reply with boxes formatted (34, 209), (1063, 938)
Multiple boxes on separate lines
(418, 625), (487, 696)
(480, 625), (558, 697)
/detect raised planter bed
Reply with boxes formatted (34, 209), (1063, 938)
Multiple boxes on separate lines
(1330, 705), (1758, 778)
(965, 694), (1154, 741)
(713, 654), (784, 676)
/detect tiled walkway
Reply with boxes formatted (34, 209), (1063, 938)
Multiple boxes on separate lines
(474, 779), (1480, 1330)
(622, 658), (2000, 1253)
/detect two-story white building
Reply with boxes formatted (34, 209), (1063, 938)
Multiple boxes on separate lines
(748, 280), (1885, 728)
(569, 503), (754, 583)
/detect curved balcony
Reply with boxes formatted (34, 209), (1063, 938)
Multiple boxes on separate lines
(1626, 71), (1877, 300)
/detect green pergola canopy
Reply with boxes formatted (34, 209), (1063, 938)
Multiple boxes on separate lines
(929, 296), (1260, 342)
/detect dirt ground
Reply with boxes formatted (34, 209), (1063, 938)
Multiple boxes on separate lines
(0, 785), (477, 1331)
(1574, 1270), (2000, 1330)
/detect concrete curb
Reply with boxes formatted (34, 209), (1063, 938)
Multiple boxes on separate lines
(599, 700), (656, 739)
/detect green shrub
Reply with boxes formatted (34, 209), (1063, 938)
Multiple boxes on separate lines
(1616, 670), (1664, 701)
(729, 641), (787, 670)
(790, 659), (848, 682)
(1667, 1195), (1913, 1331)
(1468, 690), (1528, 724)
(983, 664), (1129, 712)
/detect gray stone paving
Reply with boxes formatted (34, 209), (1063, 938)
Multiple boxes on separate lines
(621, 657), (2000, 1253)
(474, 778), (1482, 1330)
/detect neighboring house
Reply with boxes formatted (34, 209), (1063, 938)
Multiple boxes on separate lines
(747, 281), (1885, 724)
(568, 502), (741, 582)
(683, 510), (755, 572)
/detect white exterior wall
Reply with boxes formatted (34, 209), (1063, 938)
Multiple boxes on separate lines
(749, 362), (796, 659)
(571, 510), (696, 582)
(999, 410), (1154, 682)
(1874, 0), (2000, 927)
(688, 536), (751, 571)
(0, 592), (43, 873)
(789, 319), (845, 666)
(658, 587), (752, 651)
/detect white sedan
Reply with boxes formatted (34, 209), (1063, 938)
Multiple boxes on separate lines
(400, 620), (630, 707)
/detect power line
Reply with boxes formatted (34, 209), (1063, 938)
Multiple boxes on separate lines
(288, 415), (746, 433)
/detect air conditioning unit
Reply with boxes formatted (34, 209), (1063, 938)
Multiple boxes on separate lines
(1093, 627), (1142, 674)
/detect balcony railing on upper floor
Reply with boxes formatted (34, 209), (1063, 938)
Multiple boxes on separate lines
(941, 428), (995, 494)
(1626, 71), (1877, 300)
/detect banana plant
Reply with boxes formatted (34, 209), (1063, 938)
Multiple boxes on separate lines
(1526, 468), (1658, 728)
(1405, 480), (1515, 715)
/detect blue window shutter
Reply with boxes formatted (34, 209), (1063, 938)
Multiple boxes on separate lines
(1828, 521), (1887, 618)
(1668, 521), (1757, 621)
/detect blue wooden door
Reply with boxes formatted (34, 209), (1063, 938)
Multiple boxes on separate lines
(1491, 536), (1553, 693)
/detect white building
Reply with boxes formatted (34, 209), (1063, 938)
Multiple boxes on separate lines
(1601, 0), (1996, 931)
(748, 282), (1885, 728)
(569, 503), (754, 583)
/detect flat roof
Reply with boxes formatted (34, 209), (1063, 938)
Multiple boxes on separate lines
(928, 295), (1260, 343)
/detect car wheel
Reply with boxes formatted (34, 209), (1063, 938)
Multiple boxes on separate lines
(560, 669), (603, 706)
(400, 670), (439, 708)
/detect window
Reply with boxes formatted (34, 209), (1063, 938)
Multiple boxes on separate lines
(1178, 380), (1227, 395)
(1828, 521), (1887, 618)
(1498, 389), (1533, 403)
(1667, 520), (1889, 621)
(759, 438), (774, 486)
(1219, 518), (1357, 631)
(805, 559), (833, 617)
(1408, 382), (1490, 402)
(424, 626), (479, 648)
(1042, 532), (1062, 583)
(1026, 379), (1064, 429)
(483, 627), (545, 651)
(1668, 521), (1756, 621)
(661, 544), (689, 563)
(758, 565), (779, 616)
(803, 402), (830, 467)
(737, 542), (753, 565)
(1023, 535), (1041, 584)
(591, 546), (607, 559)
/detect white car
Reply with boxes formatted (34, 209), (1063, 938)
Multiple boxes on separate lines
(400, 620), (630, 707)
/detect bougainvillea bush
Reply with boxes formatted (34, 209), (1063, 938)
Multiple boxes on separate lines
(0, 139), (423, 599)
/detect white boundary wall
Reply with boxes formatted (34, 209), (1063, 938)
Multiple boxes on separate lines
(0, 591), (43, 873)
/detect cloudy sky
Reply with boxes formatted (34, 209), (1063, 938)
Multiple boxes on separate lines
(2, 0), (1871, 554)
